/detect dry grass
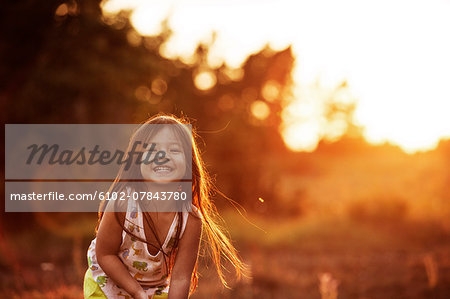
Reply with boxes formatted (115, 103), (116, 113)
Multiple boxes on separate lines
(1, 210), (450, 298)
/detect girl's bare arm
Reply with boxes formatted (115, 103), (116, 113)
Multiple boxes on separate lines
(168, 213), (202, 299)
(96, 208), (146, 299)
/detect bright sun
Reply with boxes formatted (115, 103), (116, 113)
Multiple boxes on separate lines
(102, 0), (450, 154)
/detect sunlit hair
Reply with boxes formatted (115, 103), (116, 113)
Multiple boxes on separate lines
(96, 113), (250, 295)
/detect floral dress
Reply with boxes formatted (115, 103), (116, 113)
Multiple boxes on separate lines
(84, 194), (200, 298)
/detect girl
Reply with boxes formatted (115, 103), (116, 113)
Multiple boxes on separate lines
(84, 114), (249, 299)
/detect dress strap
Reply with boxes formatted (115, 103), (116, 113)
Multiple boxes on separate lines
(179, 204), (201, 239)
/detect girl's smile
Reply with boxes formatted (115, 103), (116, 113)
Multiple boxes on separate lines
(153, 165), (173, 173)
(140, 127), (187, 183)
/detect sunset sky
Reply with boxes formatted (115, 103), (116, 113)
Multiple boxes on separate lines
(102, 0), (450, 154)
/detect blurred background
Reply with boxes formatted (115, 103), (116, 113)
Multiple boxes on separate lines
(1, 0), (450, 298)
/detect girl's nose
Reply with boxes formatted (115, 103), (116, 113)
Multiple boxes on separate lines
(159, 148), (171, 162)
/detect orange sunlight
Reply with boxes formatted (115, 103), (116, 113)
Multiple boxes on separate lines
(102, 0), (450, 154)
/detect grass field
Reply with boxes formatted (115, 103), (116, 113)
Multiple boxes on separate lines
(1, 210), (449, 299)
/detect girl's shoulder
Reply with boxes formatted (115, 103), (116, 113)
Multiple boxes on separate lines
(178, 204), (202, 240)
(188, 204), (202, 220)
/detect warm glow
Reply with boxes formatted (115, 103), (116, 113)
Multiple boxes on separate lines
(151, 77), (168, 96)
(134, 85), (151, 102)
(222, 67), (245, 82)
(127, 31), (142, 47)
(194, 71), (217, 91)
(250, 101), (270, 120)
(102, 0), (450, 153)
(283, 121), (321, 152)
(262, 80), (280, 102)
(55, 4), (69, 17)
(281, 83), (353, 151)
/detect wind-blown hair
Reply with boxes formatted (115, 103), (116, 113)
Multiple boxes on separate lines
(96, 113), (250, 295)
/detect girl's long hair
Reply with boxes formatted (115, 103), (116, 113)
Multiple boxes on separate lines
(95, 113), (250, 295)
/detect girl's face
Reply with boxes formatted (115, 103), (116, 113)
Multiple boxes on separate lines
(140, 126), (187, 183)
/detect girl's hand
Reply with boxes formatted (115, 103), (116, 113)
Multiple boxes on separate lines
(168, 214), (202, 299)
(133, 289), (148, 299)
(96, 208), (148, 298)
